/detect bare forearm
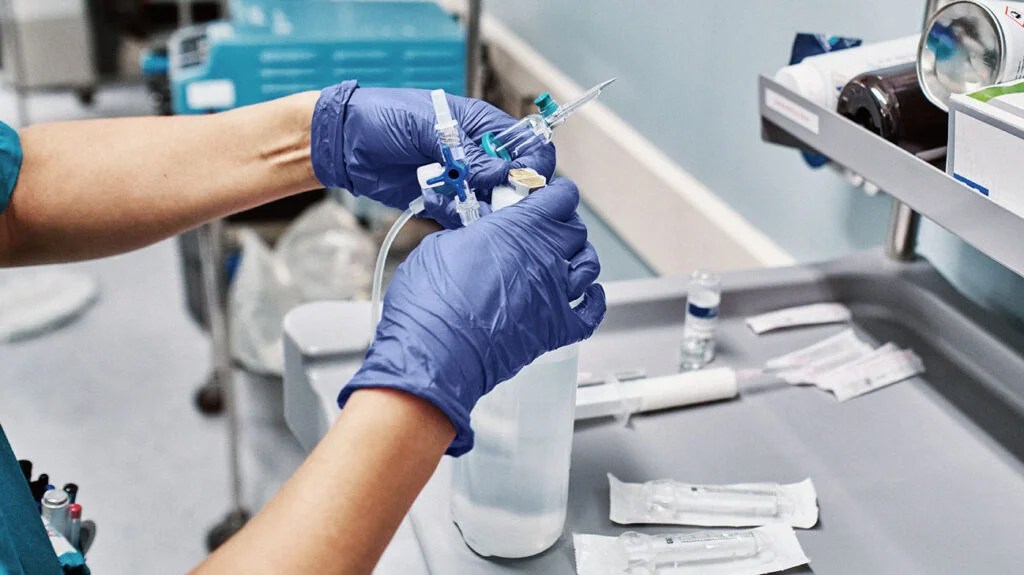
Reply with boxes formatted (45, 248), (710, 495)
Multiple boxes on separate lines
(192, 389), (455, 575)
(0, 91), (321, 265)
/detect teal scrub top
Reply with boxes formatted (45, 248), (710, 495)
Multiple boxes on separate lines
(0, 121), (61, 574)
(0, 427), (62, 574)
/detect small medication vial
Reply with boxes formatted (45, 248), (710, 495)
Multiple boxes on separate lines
(680, 270), (721, 371)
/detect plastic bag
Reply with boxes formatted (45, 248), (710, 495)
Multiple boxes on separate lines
(229, 199), (375, 374)
(276, 198), (376, 302)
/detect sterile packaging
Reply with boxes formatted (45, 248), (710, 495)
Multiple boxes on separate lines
(608, 475), (818, 529)
(763, 331), (924, 400)
(773, 338), (874, 386)
(573, 525), (810, 575)
(763, 329), (869, 372)
(816, 345), (925, 402)
(575, 369), (738, 423)
(745, 303), (851, 335)
(948, 82), (1024, 218)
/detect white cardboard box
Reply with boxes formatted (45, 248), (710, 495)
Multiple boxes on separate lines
(949, 83), (1024, 220)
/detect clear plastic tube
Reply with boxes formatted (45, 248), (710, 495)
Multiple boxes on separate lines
(370, 198), (425, 330)
(455, 192), (480, 226)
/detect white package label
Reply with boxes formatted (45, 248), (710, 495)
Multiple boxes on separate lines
(574, 525), (810, 575)
(609, 475), (818, 529)
(746, 303), (852, 334)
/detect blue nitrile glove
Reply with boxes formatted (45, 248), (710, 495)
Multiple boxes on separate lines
(310, 81), (556, 228)
(338, 178), (606, 456)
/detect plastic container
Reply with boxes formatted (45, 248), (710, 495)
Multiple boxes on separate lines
(918, 0), (1024, 111)
(451, 171), (581, 558)
(775, 35), (920, 110)
(837, 63), (948, 155)
(451, 343), (581, 557)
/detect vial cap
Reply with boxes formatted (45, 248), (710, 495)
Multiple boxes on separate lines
(68, 504), (82, 519)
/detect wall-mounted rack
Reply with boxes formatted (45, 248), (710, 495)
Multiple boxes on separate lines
(759, 75), (1024, 278)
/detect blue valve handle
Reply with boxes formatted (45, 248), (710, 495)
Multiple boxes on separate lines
(426, 144), (470, 202)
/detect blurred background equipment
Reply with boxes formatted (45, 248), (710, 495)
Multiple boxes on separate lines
(0, 0), (99, 119)
(0, 0), (226, 124)
(167, 0), (465, 115)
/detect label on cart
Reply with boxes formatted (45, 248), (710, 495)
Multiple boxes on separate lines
(765, 89), (820, 134)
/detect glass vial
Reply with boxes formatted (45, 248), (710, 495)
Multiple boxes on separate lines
(680, 270), (721, 371)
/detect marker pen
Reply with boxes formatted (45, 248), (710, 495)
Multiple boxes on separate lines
(30, 473), (50, 507)
(18, 460), (31, 483)
(67, 504), (82, 550)
(62, 483), (78, 505)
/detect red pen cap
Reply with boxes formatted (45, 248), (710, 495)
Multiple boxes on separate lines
(68, 504), (82, 519)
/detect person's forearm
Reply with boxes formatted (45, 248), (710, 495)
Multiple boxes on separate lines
(0, 91), (321, 266)
(192, 389), (455, 575)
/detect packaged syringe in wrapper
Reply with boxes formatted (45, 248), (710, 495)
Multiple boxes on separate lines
(574, 525), (810, 575)
(608, 475), (819, 529)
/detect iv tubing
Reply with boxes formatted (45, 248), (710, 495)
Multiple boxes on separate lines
(371, 198), (425, 330)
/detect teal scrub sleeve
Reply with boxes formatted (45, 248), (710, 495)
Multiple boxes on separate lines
(0, 121), (23, 214)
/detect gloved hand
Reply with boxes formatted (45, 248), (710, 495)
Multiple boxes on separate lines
(338, 178), (606, 455)
(311, 81), (556, 228)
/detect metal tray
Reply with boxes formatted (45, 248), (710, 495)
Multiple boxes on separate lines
(283, 250), (1024, 574)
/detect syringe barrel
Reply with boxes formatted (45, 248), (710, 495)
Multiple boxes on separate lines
(490, 114), (552, 160)
(621, 530), (763, 570)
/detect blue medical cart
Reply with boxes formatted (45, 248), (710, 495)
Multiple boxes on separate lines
(168, 0), (466, 115)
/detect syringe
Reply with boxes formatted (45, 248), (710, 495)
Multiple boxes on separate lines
(645, 480), (796, 519)
(426, 89), (480, 226)
(618, 530), (764, 574)
(482, 78), (616, 161)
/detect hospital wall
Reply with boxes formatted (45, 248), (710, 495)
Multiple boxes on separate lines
(485, 0), (1024, 327)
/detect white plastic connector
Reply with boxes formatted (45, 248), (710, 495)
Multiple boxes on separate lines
(431, 89), (460, 149)
(431, 89), (454, 127)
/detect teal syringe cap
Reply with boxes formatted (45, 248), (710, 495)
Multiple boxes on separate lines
(534, 92), (559, 117)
